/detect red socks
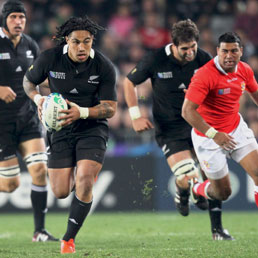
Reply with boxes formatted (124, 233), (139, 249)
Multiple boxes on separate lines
(193, 179), (210, 199)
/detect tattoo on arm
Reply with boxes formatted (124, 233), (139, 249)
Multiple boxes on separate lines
(95, 102), (114, 118)
(23, 76), (38, 98)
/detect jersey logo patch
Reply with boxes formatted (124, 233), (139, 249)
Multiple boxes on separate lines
(26, 50), (34, 58)
(49, 71), (66, 79)
(178, 83), (186, 89)
(15, 66), (22, 72)
(218, 88), (231, 95)
(157, 71), (173, 79)
(241, 81), (246, 94)
(88, 75), (99, 84)
(0, 52), (10, 59)
(69, 88), (78, 94)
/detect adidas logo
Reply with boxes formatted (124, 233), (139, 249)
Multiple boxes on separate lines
(15, 66), (22, 72)
(178, 83), (186, 89)
(69, 88), (78, 94)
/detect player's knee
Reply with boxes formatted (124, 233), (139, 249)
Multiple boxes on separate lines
(172, 159), (199, 180)
(51, 186), (70, 199)
(30, 163), (47, 183)
(217, 187), (232, 201)
(3, 178), (20, 193)
(77, 174), (94, 196)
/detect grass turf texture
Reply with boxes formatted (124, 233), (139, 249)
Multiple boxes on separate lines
(0, 212), (257, 258)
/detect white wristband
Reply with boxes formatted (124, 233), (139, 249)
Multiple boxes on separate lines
(205, 127), (218, 139)
(33, 94), (42, 106)
(129, 106), (141, 120)
(79, 107), (89, 119)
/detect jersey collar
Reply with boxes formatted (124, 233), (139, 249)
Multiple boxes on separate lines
(165, 43), (172, 56)
(0, 27), (8, 38)
(63, 44), (95, 59)
(214, 55), (238, 75)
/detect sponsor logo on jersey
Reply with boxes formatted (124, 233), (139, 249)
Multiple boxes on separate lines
(157, 71), (173, 79)
(178, 83), (186, 89)
(227, 77), (237, 83)
(49, 71), (66, 79)
(241, 81), (246, 94)
(69, 88), (78, 94)
(15, 66), (22, 72)
(218, 88), (231, 95)
(26, 50), (34, 58)
(29, 65), (33, 71)
(88, 75), (99, 84)
(0, 53), (10, 59)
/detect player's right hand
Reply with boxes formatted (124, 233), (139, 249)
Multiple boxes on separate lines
(0, 86), (16, 103)
(132, 117), (154, 132)
(213, 132), (237, 150)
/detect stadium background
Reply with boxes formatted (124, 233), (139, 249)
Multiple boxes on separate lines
(0, 0), (258, 212)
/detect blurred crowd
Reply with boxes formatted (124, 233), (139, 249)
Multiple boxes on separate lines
(1, 0), (258, 146)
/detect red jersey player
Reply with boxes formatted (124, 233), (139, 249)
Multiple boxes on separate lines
(182, 32), (258, 208)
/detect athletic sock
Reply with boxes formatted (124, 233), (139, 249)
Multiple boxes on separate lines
(193, 179), (211, 199)
(63, 195), (92, 241)
(254, 185), (258, 207)
(31, 184), (48, 232)
(208, 199), (222, 232)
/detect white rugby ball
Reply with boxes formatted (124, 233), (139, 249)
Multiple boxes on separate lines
(42, 93), (68, 132)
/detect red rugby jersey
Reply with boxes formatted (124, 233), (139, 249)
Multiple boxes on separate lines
(186, 57), (258, 136)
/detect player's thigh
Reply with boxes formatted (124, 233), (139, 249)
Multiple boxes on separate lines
(239, 148), (258, 183)
(19, 138), (46, 156)
(48, 167), (75, 198)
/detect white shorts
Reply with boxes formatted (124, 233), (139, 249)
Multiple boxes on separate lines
(192, 115), (258, 180)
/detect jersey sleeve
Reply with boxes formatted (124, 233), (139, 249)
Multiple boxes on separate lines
(185, 67), (210, 105)
(245, 64), (258, 93)
(98, 60), (117, 101)
(25, 50), (51, 85)
(126, 52), (154, 85)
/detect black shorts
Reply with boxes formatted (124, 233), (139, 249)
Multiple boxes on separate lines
(48, 135), (107, 169)
(0, 114), (43, 161)
(155, 134), (193, 159)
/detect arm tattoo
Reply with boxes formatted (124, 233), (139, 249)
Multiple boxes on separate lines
(23, 76), (37, 97)
(95, 102), (114, 118)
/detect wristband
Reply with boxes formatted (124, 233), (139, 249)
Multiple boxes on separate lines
(33, 94), (42, 106)
(129, 106), (141, 120)
(69, 101), (89, 119)
(205, 127), (218, 139)
(79, 107), (89, 119)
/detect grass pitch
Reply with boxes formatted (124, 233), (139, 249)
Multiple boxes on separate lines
(0, 212), (257, 258)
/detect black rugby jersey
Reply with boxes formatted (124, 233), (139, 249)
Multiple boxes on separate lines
(127, 44), (211, 138)
(0, 28), (40, 121)
(26, 44), (117, 136)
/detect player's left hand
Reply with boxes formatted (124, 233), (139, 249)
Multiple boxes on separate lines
(58, 100), (80, 126)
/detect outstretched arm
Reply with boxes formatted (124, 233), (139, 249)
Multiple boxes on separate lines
(123, 77), (154, 132)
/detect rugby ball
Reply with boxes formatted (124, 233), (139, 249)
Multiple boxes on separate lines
(42, 93), (68, 132)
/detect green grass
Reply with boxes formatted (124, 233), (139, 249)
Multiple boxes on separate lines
(0, 212), (257, 257)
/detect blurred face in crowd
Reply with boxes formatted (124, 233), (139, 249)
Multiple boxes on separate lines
(172, 41), (198, 64)
(5, 12), (26, 37)
(66, 30), (94, 63)
(217, 42), (243, 73)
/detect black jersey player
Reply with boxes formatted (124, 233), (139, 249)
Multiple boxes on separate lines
(0, 0), (58, 242)
(124, 19), (234, 240)
(23, 15), (117, 253)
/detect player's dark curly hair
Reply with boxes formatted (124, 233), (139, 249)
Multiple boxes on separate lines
(171, 19), (199, 46)
(54, 15), (105, 45)
(218, 32), (242, 47)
